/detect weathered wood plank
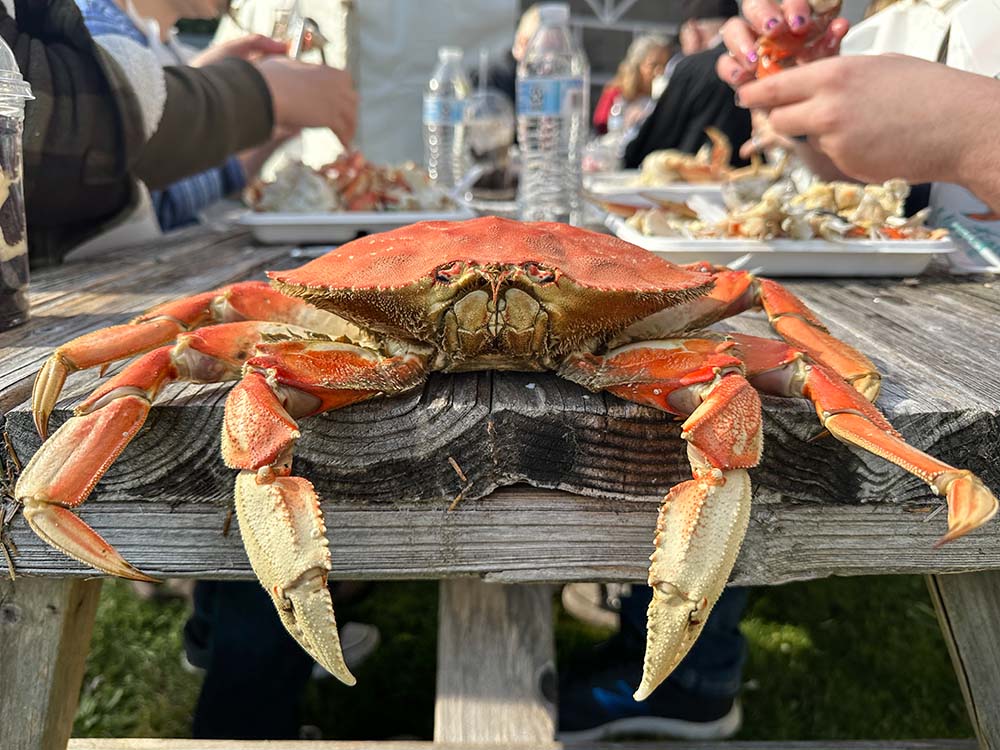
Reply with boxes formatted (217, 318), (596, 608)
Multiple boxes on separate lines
(927, 572), (1000, 750)
(4, 486), (999, 584)
(63, 738), (981, 749)
(434, 581), (555, 743)
(0, 577), (101, 750)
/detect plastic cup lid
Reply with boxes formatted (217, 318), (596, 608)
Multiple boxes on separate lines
(538, 2), (570, 24)
(0, 38), (32, 100)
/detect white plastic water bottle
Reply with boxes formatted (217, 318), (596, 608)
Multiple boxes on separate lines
(516, 3), (589, 224)
(423, 46), (471, 189)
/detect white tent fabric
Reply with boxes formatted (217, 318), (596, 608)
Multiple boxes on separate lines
(215, 0), (517, 169)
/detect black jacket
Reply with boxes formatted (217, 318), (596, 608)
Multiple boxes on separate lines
(624, 44), (751, 169)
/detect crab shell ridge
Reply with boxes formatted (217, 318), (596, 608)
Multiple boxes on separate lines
(270, 217), (713, 360)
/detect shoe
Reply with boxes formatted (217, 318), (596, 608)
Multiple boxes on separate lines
(557, 638), (741, 741)
(311, 622), (381, 679)
(561, 583), (630, 629)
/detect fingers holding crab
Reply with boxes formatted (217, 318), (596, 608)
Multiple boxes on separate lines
(221, 339), (430, 685)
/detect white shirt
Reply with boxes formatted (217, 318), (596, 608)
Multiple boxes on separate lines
(841, 0), (1000, 269)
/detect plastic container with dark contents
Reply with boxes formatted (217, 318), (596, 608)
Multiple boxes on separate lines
(0, 36), (32, 331)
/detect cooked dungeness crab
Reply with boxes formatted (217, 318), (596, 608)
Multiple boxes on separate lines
(639, 127), (733, 185)
(16, 218), (996, 698)
(756, 0), (843, 78)
(248, 151), (453, 213)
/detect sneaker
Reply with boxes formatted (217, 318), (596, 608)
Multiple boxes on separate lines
(311, 622), (381, 679)
(561, 583), (621, 629)
(557, 638), (741, 741)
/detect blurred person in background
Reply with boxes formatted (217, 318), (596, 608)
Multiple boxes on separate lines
(470, 2), (539, 107)
(592, 34), (672, 135)
(623, 0), (749, 169)
(3, 0), (357, 266)
(75, 0), (313, 233)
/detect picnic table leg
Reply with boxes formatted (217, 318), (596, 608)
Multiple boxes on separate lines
(434, 579), (557, 743)
(927, 572), (1000, 750)
(0, 577), (102, 750)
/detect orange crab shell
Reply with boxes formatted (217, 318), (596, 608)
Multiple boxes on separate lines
(269, 217), (715, 350)
(271, 217), (709, 294)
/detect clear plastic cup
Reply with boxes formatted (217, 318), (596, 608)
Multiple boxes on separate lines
(0, 36), (32, 331)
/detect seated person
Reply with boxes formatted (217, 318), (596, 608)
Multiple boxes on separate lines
(76, 0), (292, 231)
(593, 34), (671, 135)
(470, 2), (540, 108)
(623, 0), (748, 170)
(3, 0), (356, 267)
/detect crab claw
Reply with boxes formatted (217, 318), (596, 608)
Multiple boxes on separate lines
(934, 470), (999, 548)
(635, 469), (751, 702)
(16, 395), (158, 582)
(234, 471), (356, 686)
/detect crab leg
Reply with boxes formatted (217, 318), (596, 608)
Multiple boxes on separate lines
(32, 281), (353, 438)
(561, 339), (762, 701)
(15, 321), (316, 580)
(729, 333), (999, 545)
(623, 265), (881, 401)
(221, 339), (430, 686)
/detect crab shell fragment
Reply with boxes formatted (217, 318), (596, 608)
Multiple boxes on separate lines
(15, 217), (999, 701)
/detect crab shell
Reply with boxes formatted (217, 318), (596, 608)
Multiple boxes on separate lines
(270, 217), (713, 369)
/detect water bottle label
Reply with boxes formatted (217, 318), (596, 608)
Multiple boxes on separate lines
(516, 77), (584, 117)
(423, 95), (465, 126)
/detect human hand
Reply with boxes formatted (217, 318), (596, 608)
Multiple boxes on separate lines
(238, 126), (302, 178)
(735, 54), (1000, 190)
(256, 57), (358, 147)
(190, 34), (289, 67)
(716, 0), (849, 86)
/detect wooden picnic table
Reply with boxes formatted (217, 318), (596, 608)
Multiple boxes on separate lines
(0, 225), (998, 750)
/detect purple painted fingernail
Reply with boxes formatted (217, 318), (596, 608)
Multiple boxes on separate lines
(790, 15), (806, 30)
(745, 49), (758, 63)
(765, 17), (780, 31)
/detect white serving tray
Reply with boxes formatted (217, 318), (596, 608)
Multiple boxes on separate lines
(238, 204), (477, 244)
(608, 216), (954, 277)
(585, 169), (723, 207)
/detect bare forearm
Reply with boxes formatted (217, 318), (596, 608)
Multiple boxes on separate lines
(951, 77), (1000, 213)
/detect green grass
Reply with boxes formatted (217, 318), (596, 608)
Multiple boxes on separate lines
(74, 575), (972, 740)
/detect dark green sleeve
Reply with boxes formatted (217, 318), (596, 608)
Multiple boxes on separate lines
(134, 58), (274, 190)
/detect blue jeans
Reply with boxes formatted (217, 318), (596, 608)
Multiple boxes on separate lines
(619, 585), (749, 699)
(185, 581), (314, 739)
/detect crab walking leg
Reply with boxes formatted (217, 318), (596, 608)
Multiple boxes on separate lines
(32, 281), (356, 438)
(221, 339), (430, 686)
(15, 321), (317, 580)
(626, 266), (881, 401)
(561, 339), (763, 701)
(729, 333), (999, 545)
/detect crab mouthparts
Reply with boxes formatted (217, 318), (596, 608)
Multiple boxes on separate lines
(440, 286), (549, 365)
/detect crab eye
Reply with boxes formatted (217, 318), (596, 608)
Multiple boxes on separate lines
(522, 262), (556, 284)
(435, 261), (466, 283)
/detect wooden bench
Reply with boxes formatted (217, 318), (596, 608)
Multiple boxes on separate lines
(1, 228), (998, 750)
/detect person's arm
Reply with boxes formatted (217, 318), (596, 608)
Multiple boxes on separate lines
(735, 54), (1000, 211)
(133, 59), (272, 190)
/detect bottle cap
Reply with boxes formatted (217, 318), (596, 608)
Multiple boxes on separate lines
(0, 37), (32, 101)
(438, 46), (464, 60)
(537, 2), (570, 25)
